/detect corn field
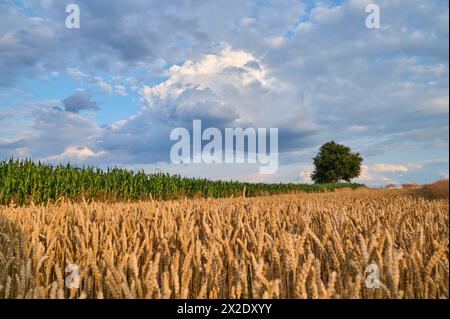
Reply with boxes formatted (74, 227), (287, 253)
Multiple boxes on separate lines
(0, 189), (448, 299)
(0, 159), (362, 206)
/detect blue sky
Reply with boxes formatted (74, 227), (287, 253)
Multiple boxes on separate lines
(0, 0), (448, 186)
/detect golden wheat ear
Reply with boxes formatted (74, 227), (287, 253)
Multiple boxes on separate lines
(0, 189), (448, 299)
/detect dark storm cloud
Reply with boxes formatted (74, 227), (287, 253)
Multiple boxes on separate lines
(63, 91), (99, 113)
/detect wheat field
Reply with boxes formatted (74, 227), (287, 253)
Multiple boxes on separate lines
(0, 189), (448, 299)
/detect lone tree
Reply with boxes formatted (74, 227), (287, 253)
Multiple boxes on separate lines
(311, 141), (363, 184)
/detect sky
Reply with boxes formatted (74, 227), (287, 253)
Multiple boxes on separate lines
(0, 0), (448, 186)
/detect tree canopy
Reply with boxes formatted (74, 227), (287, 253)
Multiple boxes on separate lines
(311, 141), (363, 184)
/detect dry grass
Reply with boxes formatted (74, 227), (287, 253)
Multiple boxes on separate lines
(420, 179), (449, 200)
(0, 189), (448, 299)
(401, 183), (420, 190)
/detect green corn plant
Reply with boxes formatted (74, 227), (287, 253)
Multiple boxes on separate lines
(0, 159), (364, 206)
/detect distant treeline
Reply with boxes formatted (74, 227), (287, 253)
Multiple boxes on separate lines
(0, 159), (364, 205)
